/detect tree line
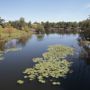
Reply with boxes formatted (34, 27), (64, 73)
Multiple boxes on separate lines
(0, 17), (90, 34)
(79, 16), (90, 41)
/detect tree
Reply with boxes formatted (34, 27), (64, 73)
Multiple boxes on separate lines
(24, 25), (30, 32)
(0, 17), (5, 27)
(28, 21), (31, 28)
(32, 23), (45, 33)
(79, 16), (90, 41)
(19, 17), (26, 30)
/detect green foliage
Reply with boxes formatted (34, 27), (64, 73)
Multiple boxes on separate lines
(32, 23), (45, 33)
(42, 21), (79, 33)
(9, 17), (30, 31)
(79, 19), (90, 31)
(0, 16), (90, 34)
(79, 18), (90, 41)
(0, 17), (4, 26)
(28, 21), (31, 28)
(20, 45), (74, 85)
(24, 25), (30, 32)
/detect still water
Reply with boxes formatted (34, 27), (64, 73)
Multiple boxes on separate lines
(0, 33), (90, 90)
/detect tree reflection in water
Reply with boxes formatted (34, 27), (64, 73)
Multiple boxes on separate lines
(18, 35), (32, 46)
(36, 34), (45, 41)
(0, 40), (5, 51)
(5, 39), (18, 49)
(78, 32), (90, 65)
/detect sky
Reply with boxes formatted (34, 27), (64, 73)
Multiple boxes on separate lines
(0, 0), (90, 22)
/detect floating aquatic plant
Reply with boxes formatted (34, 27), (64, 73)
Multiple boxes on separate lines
(52, 82), (60, 85)
(43, 45), (74, 60)
(17, 80), (24, 84)
(19, 45), (74, 85)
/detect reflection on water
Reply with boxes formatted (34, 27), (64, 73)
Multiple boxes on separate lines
(36, 34), (45, 41)
(0, 33), (90, 90)
(5, 39), (18, 49)
(0, 35), (32, 53)
(18, 35), (32, 46)
(78, 31), (90, 64)
(0, 40), (5, 51)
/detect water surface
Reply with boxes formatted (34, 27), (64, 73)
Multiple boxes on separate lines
(0, 33), (90, 90)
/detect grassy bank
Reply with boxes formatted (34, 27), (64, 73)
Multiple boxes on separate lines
(0, 28), (32, 41)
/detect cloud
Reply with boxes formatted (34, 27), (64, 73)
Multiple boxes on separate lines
(85, 3), (90, 8)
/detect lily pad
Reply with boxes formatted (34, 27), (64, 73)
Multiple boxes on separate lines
(20, 45), (74, 85)
(52, 82), (60, 85)
(17, 80), (24, 84)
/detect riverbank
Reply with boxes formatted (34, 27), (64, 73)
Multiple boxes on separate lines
(0, 29), (32, 42)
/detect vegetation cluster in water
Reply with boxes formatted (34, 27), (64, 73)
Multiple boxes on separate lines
(18, 45), (74, 85)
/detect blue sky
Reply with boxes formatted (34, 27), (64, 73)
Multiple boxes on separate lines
(0, 0), (90, 22)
